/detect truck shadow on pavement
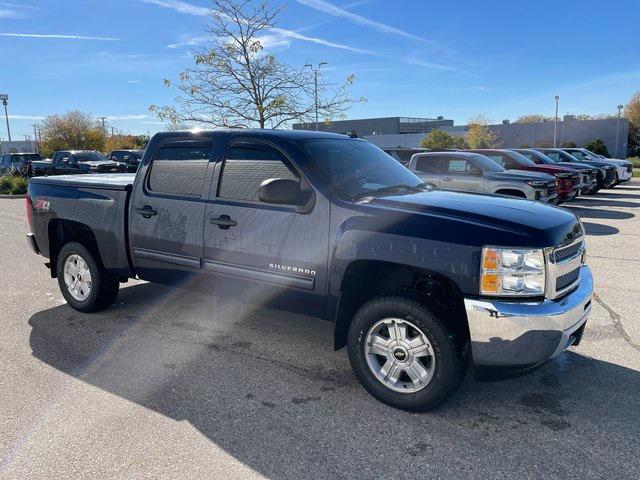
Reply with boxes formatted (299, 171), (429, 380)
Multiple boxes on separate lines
(28, 283), (640, 479)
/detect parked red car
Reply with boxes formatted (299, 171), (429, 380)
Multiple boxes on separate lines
(467, 149), (580, 203)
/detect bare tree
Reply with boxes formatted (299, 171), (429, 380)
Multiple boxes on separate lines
(150, 0), (360, 129)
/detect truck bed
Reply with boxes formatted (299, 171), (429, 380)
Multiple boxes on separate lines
(27, 173), (135, 279)
(29, 173), (135, 190)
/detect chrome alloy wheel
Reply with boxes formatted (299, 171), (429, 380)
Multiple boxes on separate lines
(63, 254), (92, 301)
(364, 318), (436, 393)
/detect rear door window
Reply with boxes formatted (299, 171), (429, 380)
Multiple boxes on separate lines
(147, 141), (212, 196)
(415, 156), (447, 174)
(217, 143), (299, 202)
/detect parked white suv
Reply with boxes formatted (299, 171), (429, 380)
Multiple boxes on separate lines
(562, 148), (632, 184)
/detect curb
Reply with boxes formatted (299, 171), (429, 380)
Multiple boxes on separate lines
(0, 193), (26, 199)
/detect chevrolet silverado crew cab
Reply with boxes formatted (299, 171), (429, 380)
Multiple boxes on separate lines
(25, 130), (592, 412)
(467, 149), (580, 203)
(409, 151), (558, 202)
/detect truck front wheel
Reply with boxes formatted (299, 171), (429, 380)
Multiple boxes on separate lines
(56, 242), (119, 312)
(347, 296), (463, 411)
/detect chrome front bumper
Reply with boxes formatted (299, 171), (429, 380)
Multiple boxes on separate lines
(464, 265), (593, 367)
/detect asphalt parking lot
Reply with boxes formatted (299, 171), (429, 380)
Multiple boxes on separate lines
(1, 183), (639, 480)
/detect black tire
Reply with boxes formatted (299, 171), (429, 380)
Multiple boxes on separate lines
(57, 241), (119, 313)
(347, 296), (464, 412)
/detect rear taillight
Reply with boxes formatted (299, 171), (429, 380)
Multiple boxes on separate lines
(26, 193), (32, 226)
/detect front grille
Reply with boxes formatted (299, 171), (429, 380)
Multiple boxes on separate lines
(547, 182), (557, 195)
(605, 169), (616, 181)
(556, 267), (580, 291)
(554, 240), (583, 263)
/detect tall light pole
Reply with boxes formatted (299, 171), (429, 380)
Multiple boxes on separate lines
(0, 94), (11, 142)
(615, 104), (624, 158)
(304, 62), (328, 131)
(553, 95), (559, 147)
(97, 116), (107, 138)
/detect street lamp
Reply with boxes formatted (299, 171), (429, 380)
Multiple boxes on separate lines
(304, 62), (328, 131)
(0, 94), (11, 142)
(615, 104), (624, 158)
(553, 95), (559, 147)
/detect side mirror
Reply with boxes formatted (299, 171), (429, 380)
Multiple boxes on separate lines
(258, 178), (309, 205)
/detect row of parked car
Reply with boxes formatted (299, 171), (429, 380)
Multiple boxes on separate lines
(401, 147), (633, 204)
(0, 149), (144, 177)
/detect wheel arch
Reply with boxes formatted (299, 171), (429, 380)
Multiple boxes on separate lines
(48, 219), (103, 278)
(333, 260), (469, 352)
(494, 188), (527, 198)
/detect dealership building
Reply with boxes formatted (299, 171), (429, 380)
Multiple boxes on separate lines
(293, 115), (629, 158)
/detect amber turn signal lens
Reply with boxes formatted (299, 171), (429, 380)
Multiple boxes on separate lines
(482, 249), (499, 270)
(481, 273), (500, 294)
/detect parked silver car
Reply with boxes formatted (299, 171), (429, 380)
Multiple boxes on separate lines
(409, 151), (558, 203)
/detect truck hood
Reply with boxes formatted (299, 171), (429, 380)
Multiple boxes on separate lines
(554, 161), (593, 171)
(365, 190), (581, 248)
(525, 163), (575, 174)
(485, 169), (555, 182)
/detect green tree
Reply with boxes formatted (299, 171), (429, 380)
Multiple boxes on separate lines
(625, 92), (640, 155)
(39, 111), (105, 157)
(466, 115), (499, 148)
(420, 130), (468, 150)
(561, 141), (577, 148)
(150, 0), (360, 129)
(584, 139), (610, 157)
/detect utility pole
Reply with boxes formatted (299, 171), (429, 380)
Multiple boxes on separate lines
(553, 95), (559, 147)
(615, 104), (624, 158)
(31, 123), (39, 154)
(97, 116), (107, 138)
(304, 62), (328, 131)
(111, 126), (115, 137)
(0, 94), (11, 142)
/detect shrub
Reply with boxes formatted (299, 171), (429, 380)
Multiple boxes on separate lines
(10, 177), (27, 194)
(0, 176), (27, 195)
(0, 176), (12, 193)
(584, 139), (610, 157)
(561, 141), (577, 148)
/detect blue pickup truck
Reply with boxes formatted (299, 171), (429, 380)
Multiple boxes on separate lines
(25, 129), (593, 411)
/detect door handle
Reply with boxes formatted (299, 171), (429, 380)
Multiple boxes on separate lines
(209, 214), (237, 229)
(442, 177), (453, 182)
(135, 205), (158, 218)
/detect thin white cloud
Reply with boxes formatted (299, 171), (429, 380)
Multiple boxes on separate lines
(140, 0), (209, 16)
(8, 114), (45, 120)
(106, 114), (150, 120)
(126, 80), (141, 84)
(403, 57), (458, 72)
(167, 34), (208, 49)
(0, 33), (120, 41)
(0, 2), (40, 9)
(296, 0), (430, 43)
(0, 8), (22, 18)
(269, 27), (373, 54)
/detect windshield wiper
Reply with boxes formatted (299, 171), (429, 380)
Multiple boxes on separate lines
(353, 183), (429, 202)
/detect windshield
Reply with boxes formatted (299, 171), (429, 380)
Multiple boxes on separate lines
(505, 150), (536, 167)
(541, 150), (580, 163)
(300, 138), (424, 200)
(515, 150), (553, 165)
(73, 152), (109, 162)
(13, 154), (42, 162)
(467, 153), (504, 172)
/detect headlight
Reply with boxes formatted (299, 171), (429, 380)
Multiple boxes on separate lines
(526, 180), (547, 188)
(480, 247), (546, 296)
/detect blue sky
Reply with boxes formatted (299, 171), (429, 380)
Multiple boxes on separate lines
(1, 0), (639, 140)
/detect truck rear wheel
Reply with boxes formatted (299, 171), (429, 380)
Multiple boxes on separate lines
(347, 296), (463, 412)
(57, 242), (119, 312)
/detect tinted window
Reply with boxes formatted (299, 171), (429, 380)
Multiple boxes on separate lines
(416, 155), (448, 173)
(73, 152), (109, 162)
(218, 145), (298, 201)
(147, 141), (211, 196)
(568, 150), (588, 160)
(301, 139), (423, 200)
